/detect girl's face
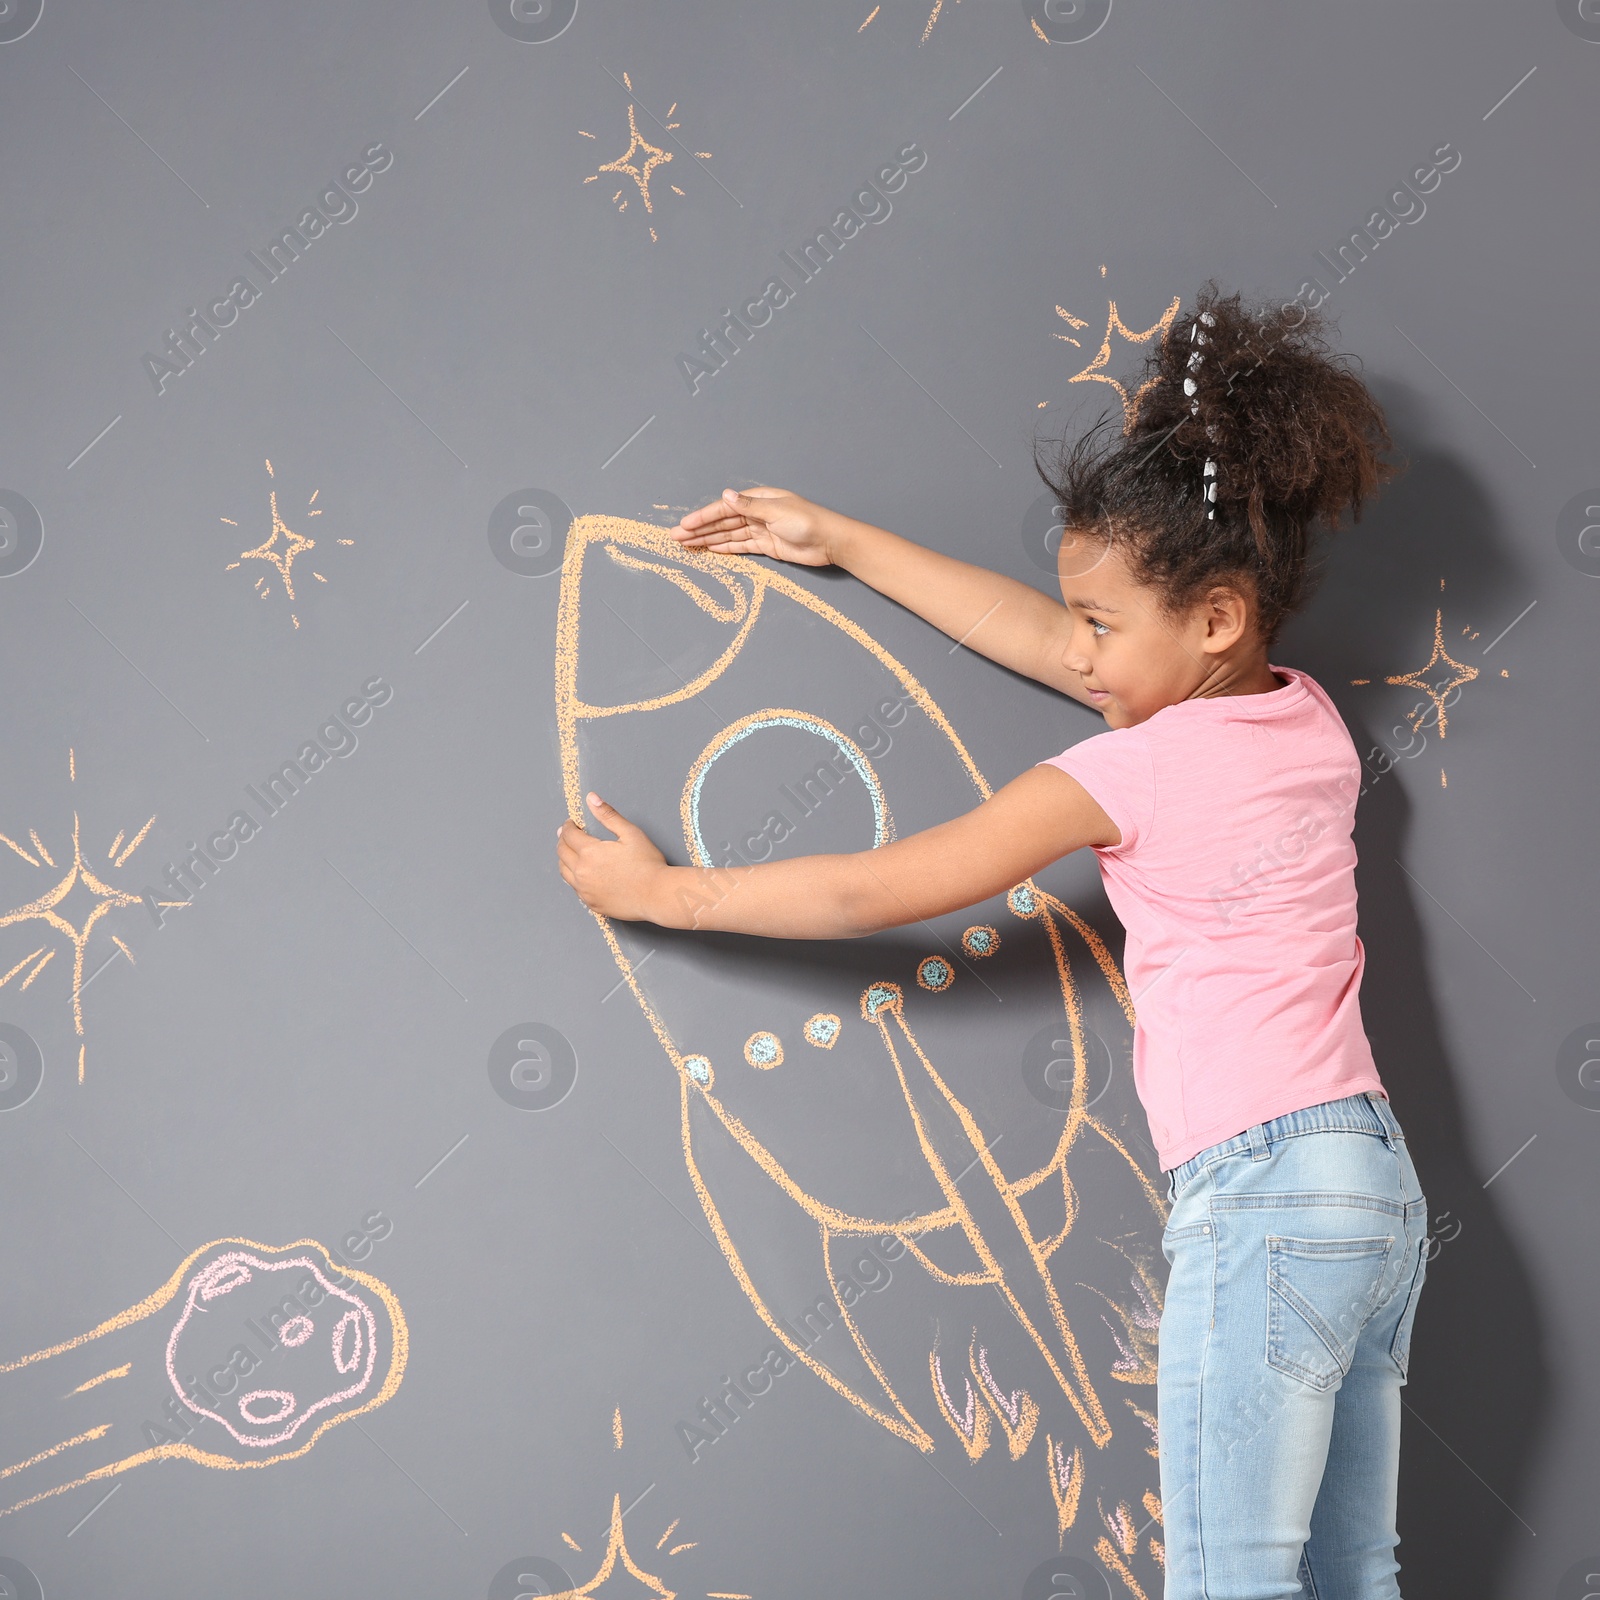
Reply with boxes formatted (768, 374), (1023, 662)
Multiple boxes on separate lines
(1055, 534), (1256, 728)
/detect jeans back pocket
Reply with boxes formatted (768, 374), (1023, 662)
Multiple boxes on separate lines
(1266, 1233), (1395, 1391)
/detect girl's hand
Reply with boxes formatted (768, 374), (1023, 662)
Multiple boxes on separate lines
(670, 486), (840, 567)
(556, 794), (670, 922)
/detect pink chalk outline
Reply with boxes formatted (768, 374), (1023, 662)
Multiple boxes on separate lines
(930, 1346), (980, 1444)
(238, 1390), (296, 1425)
(331, 1308), (363, 1375)
(166, 1251), (379, 1448)
(973, 1341), (1028, 1431)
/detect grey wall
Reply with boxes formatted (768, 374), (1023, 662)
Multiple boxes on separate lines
(0, 3), (1595, 1597)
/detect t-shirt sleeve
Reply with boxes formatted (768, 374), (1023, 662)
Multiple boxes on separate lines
(1037, 727), (1156, 854)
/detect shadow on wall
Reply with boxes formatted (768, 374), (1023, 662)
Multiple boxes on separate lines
(1282, 376), (1545, 1597)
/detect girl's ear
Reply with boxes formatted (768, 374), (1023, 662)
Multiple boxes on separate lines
(1202, 583), (1255, 653)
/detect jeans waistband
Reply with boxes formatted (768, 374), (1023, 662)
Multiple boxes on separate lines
(1165, 1090), (1403, 1203)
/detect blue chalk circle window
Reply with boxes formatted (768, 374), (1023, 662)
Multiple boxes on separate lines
(682, 709), (894, 868)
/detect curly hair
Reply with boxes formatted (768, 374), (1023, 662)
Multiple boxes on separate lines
(1034, 280), (1398, 644)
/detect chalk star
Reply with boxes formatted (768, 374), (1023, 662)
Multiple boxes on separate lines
(1385, 608), (1479, 737)
(1060, 294), (1182, 431)
(0, 813), (142, 988)
(597, 104), (673, 214)
(539, 1413), (744, 1599)
(240, 488), (314, 599)
(0, 754), (172, 1081)
(223, 461), (345, 630)
(556, 1493), (675, 1600)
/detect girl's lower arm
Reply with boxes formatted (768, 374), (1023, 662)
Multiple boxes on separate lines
(646, 856), (879, 940)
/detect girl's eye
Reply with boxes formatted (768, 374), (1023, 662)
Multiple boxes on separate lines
(1088, 618), (1109, 637)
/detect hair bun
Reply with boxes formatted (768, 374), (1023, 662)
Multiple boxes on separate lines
(1131, 279), (1391, 556)
(1035, 278), (1397, 644)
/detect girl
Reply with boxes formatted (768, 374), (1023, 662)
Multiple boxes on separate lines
(557, 283), (1431, 1599)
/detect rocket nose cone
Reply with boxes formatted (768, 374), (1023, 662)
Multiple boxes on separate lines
(561, 516), (757, 713)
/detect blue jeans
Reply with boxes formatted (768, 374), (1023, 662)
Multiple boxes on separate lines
(1158, 1090), (1429, 1599)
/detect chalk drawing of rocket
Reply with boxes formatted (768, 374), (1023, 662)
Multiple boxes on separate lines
(556, 515), (1168, 1587)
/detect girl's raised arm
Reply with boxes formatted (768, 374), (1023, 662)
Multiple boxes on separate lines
(672, 488), (1098, 706)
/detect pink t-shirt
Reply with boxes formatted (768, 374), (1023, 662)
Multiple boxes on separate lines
(1040, 664), (1386, 1172)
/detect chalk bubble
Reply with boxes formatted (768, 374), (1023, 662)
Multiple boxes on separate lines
(804, 1013), (841, 1048)
(744, 1031), (783, 1068)
(861, 982), (901, 1020)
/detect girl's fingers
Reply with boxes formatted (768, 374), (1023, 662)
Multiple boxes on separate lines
(677, 486), (786, 534)
(704, 489), (774, 525)
(677, 496), (742, 530)
(670, 519), (746, 543)
(675, 529), (757, 551)
(586, 792), (638, 840)
(720, 490), (774, 525)
(669, 521), (733, 541)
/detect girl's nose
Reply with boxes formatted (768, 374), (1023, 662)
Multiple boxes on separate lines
(1061, 640), (1092, 676)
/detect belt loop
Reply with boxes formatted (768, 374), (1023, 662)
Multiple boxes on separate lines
(1366, 1090), (1397, 1152)
(1247, 1121), (1270, 1162)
